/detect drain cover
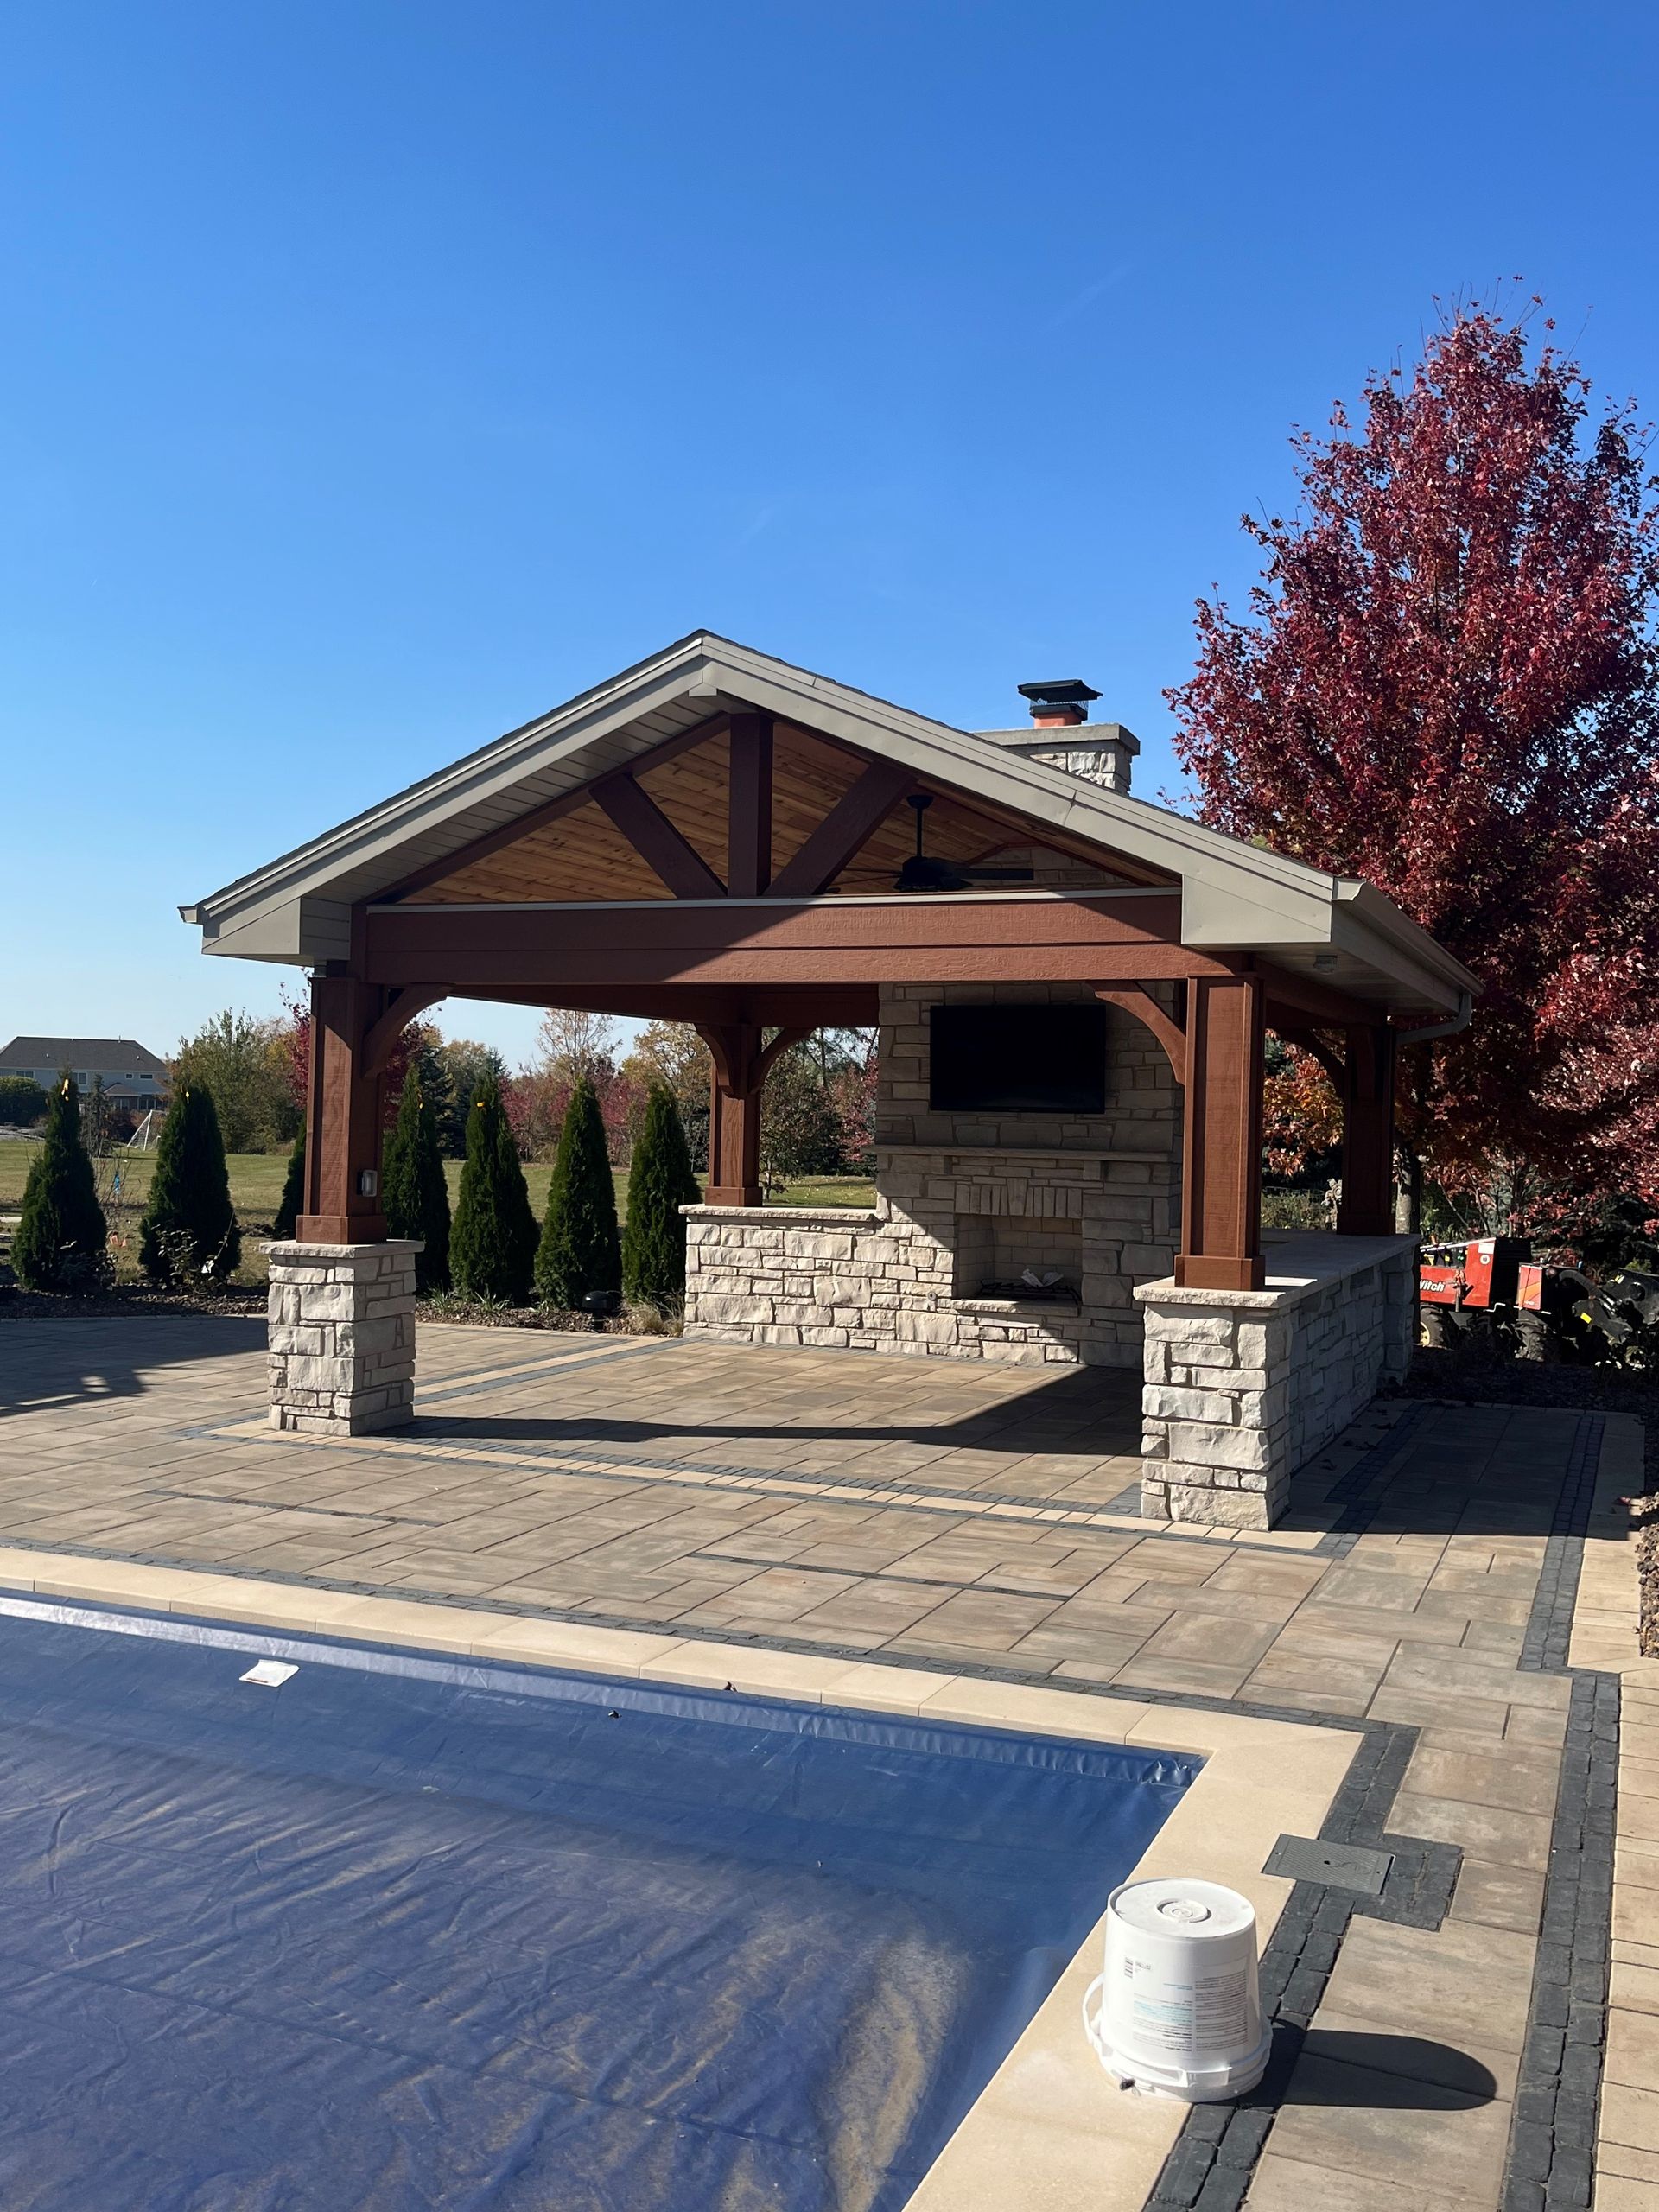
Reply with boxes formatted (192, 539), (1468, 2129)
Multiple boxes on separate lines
(1262, 1834), (1393, 1897)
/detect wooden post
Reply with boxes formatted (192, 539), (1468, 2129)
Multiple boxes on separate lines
(701, 1022), (766, 1206)
(296, 974), (389, 1243)
(1337, 1022), (1396, 1236)
(727, 711), (773, 899)
(1174, 972), (1266, 1293)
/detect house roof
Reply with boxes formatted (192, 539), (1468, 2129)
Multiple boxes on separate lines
(1, 1038), (169, 1074)
(181, 631), (1478, 1014)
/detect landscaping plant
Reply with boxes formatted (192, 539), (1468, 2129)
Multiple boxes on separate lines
(272, 1131), (305, 1239)
(138, 1083), (241, 1285)
(536, 1075), (621, 1313)
(12, 1075), (109, 1292)
(621, 1084), (701, 1310)
(382, 1077), (451, 1292)
(449, 1075), (537, 1302)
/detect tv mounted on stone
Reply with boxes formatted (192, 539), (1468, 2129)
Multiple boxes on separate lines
(928, 1004), (1108, 1116)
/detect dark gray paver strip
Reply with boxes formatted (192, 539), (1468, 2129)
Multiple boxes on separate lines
(1142, 1409), (1617, 2212)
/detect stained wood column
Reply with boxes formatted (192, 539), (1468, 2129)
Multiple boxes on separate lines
(701, 1021), (766, 1207)
(296, 974), (389, 1243)
(1175, 972), (1266, 1293)
(726, 712), (773, 899)
(1336, 1021), (1396, 1236)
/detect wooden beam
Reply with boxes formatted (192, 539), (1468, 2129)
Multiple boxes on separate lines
(362, 895), (1211, 992)
(727, 712), (773, 899)
(757, 1024), (812, 1083)
(592, 772), (727, 899)
(765, 759), (915, 899)
(1096, 983), (1186, 1084)
(1268, 1019), (1345, 1090)
(379, 715), (729, 900)
(1175, 972), (1265, 1293)
(361, 986), (447, 1075)
(447, 983), (880, 1027)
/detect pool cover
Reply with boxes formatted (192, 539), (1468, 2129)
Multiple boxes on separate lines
(0, 1599), (1194, 2212)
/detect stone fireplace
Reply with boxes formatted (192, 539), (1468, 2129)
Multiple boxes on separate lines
(683, 982), (1183, 1367)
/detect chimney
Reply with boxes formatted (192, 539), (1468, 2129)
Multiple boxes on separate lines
(976, 679), (1140, 794)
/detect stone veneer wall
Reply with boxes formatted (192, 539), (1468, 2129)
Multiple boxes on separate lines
(682, 982), (1181, 1367)
(266, 1239), (421, 1435)
(1136, 1234), (1418, 1528)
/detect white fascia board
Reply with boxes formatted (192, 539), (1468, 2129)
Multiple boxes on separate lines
(1330, 883), (1481, 1009)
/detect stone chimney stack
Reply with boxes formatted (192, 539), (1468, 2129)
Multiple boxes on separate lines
(975, 680), (1140, 795)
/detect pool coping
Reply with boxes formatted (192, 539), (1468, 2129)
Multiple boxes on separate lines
(0, 1541), (1363, 2211)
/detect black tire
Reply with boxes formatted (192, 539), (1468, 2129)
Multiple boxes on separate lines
(1421, 1306), (1465, 1351)
(1512, 1311), (1557, 1364)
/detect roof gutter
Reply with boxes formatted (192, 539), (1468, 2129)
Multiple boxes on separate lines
(1394, 989), (1474, 1047)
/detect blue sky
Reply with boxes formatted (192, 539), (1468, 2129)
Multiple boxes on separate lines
(3, 1), (1656, 1066)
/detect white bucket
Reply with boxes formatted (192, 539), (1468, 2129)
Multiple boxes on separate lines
(1082, 1876), (1271, 2101)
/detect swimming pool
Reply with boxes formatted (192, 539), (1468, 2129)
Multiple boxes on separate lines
(0, 1599), (1194, 2211)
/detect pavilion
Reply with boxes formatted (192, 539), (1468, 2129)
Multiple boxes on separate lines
(182, 633), (1474, 1527)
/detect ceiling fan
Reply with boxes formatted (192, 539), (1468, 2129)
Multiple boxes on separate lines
(893, 793), (1036, 893)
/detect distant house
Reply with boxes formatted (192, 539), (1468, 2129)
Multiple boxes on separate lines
(0, 1037), (172, 1116)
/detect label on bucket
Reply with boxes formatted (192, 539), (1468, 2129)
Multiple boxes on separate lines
(1123, 1960), (1251, 2055)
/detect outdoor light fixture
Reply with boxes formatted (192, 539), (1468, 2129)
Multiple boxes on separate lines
(357, 1168), (378, 1198)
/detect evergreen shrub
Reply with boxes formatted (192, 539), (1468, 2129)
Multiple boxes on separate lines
(383, 1077), (451, 1292)
(535, 1076), (621, 1313)
(273, 1131), (305, 1239)
(449, 1076), (537, 1301)
(138, 1084), (241, 1286)
(621, 1084), (700, 1310)
(12, 1075), (109, 1292)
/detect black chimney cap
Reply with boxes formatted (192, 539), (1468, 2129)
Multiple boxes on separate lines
(1017, 679), (1101, 708)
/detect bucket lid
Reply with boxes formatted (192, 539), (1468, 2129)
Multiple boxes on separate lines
(1109, 1877), (1255, 1940)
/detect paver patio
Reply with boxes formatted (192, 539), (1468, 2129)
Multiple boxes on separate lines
(0, 1313), (1646, 2210)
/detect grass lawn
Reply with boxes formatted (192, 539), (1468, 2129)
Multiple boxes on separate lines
(0, 1142), (876, 1284)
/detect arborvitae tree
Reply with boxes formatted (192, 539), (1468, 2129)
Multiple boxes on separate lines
(621, 1084), (701, 1310)
(138, 1083), (241, 1285)
(273, 1131), (305, 1239)
(448, 1075), (537, 1301)
(12, 1074), (108, 1292)
(535, 1075), (621, 1312)
(382, 1077), (451, 1293)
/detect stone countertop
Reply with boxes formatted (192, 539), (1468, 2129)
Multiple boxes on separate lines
(1135, 1230), (1418, 1311)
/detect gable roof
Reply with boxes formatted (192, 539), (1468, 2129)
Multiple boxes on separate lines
(1, 1037), (169, 1073)
(181, 631), (1476, 1014)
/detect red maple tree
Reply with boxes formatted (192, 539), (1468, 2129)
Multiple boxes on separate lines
(1168, 301), (1659, 1231)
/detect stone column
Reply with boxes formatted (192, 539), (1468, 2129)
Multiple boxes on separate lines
(265, 1239), (422, 1435)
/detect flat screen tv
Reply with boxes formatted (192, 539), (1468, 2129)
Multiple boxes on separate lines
(928, 1004), (1108, 1115)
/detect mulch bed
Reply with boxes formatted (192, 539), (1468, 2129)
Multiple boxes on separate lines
(1403, 1345), (1659, 1653)
(0, 1284), (268, 1320)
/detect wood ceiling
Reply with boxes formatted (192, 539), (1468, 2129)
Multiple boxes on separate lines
(404, 720), (1169, 905)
